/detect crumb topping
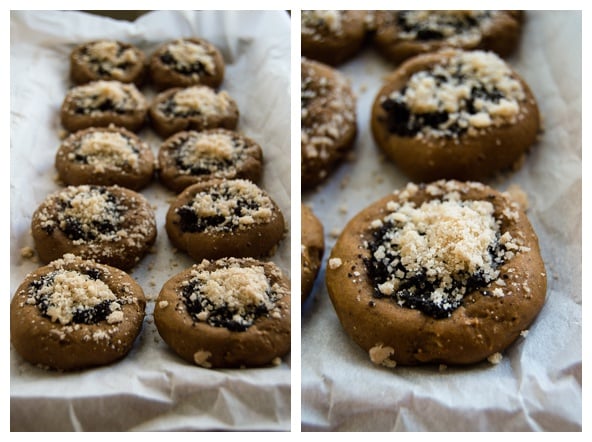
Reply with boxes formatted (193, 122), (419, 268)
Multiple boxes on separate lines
(364, 181), (524, 318)
(161, 39), (217, 76)
(302, 10), (343, 37)
(301, 59), (356, 164)
(175, 180), (274, 233)
(380, 50), (526, 138)
(68, 130), (140, 172)
(79, 40), (139, 78)
(180, 259), (286, 331)
(158, 86), (233, 118)
(69, 81), (146, 115)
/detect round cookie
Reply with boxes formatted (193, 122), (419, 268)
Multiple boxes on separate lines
(166, 179), (285, 262)
(373, 10), (523, 64)
(301, 58), (357, 190)
(154, 257), (291, 368)
(70, 40), (146, 85)
(55, 126), (155, 190)
(157, 129), (263, 193)
(326, 180), (547, 367)
(149, 38), (225, 90)
(60, 80), (148, 133)
(10, 254), (146, 371)
(371, 50), (540, 182)
(149, 86), (239, 138)
(301, 10), (368, 65)
(31, 185), (157, 270)
(301, 204), (324, 303)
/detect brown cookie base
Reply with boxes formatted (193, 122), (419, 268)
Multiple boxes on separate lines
(371, 50), (540, 182)
(326, 180), (547, 366)
(301, 204), (324, 303)
(10, 255), (146, 371)
(154, 258), (291, 368)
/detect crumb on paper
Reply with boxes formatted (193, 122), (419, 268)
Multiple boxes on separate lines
(369, 343), (397, 368)
(330, 227), (341, 238)
(193, 350), (212, 368)
(505, 184), (529, 210)
(487, 352), (503, 365)
(339, 205), (348, 214)
(271, 357), (282, 366)
(520, 330), (529, 338)
(20, 246), (37, 262)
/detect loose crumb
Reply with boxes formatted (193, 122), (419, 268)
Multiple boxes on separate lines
(520, 330), (529, 338)
(487, 352), (503, 364)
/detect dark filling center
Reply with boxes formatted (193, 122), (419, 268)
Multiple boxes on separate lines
(181, 279), (274, 331)
(364, 219), (505, 319)
(396, 11), (487, 41)
(82, 44), (133, 75)
(74, 97), (130, 115)
(28, 269), (113, 325)
(160, 51), (210, 76)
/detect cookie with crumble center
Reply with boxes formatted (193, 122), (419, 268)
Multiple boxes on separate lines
(10, 254), (146, 371)
(326, 180), (546, 367)
(165, 179), (285, 262)
(301, 204), (324, 303)
(154, 257), (291, 368)
(157, 129), (263, 193)
(55, 126), (155, 191)
(371, 49), (540, 182)
(149, 38), (225, 90)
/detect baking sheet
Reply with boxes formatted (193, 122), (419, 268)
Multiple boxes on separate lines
(10, 10), (291, 431)
(301, 11), (582, 431)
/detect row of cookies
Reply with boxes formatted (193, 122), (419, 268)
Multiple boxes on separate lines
(301, 11), (547, 367)
(11, 37), (291, 371)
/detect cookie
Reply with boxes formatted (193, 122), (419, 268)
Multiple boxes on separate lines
(154, 257), (291, 368)
(60, 80), (148, 133)
(157, 129), (263, 193)
(301, 10), (368, 65)
(10, 254), (146, 370)
(371, 50), (540, 182)
(70, 40), (146, 85)
(326, 180), (547, 367)
(301, 204), (324, 303)
(31, 185), (157, 270)
(301, 58), (357, 190)
(149, 86), (239, 138)
(165, 179), (285, 262)
(149, 38), (225, 90)
(55, 126), (155, 190)
(373, 11), (523, 64)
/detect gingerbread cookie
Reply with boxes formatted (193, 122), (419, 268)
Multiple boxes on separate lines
(326, 180), (547, 366)
(149, 38), (225, 90)
(31, 185), (157, 270)
(373, 11), (523, 64)
(301, 10), (368, 65)
(301, 58), (357, 190)
(301, 204), (324, 303)
(55, 126), (155, 190)
(149, 86), (239, 138)
(10, 254), (146, 370)
(60, 80), (148, 133)
(154, 257), (291, 368)
(70, 40), (146, 85)
(165, 179), (285, 262)
(371, 50), (540, 182)
(157, 129), (263, 193)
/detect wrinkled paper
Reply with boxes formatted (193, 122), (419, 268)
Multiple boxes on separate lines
(10, 10), (291, 431)
(301, 11), (581, 431)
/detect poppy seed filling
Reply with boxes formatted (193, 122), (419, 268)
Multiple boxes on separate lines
(396, 10), (495, 42)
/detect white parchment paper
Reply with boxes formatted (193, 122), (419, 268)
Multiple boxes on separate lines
(301, 11), (582, 431)
(10, 10), (291, 431)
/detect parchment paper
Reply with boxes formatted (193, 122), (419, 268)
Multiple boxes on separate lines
(10, 10), (291, 431)
(301, 11), (582, 431)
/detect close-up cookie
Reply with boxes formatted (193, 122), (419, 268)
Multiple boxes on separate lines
(55, 126), (155, 190)
(301, 10), (368, 65)
(60, 80), (148, 133)
(372, 10), (523, 64)
(70, 40), (146, 85)
(149, 38), (225, 90)
(301, 57), (357, 190)
(149, 86), (239, 138)
(31, 185), (157, 270)
(326, 180), (547, 367)
(10, 254), (146, 371)
(371, 50), (540, 182)
(166, 179), (285, 262)
(154, 257), (291, 368)
(157, 129), (263, 193)
(301, 204), (324, 303)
